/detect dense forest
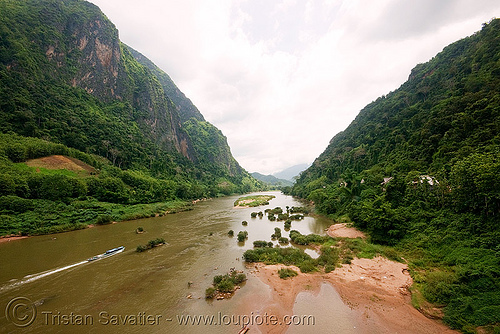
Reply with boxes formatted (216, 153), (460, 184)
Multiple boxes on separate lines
(0, 0), (264, 235)
(290, 19), (500, 333)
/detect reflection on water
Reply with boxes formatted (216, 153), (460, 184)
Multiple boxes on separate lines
(0, 192), (340, 333)
(289, 283), (359, 334)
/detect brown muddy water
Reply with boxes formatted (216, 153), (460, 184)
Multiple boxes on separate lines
(0, 192), (347, 333)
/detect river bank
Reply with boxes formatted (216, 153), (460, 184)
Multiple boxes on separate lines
(241, 223), (460, 334)
(0, 199), (194, 238)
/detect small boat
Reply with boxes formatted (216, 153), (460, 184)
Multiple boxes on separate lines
(88, 246), (124, 262)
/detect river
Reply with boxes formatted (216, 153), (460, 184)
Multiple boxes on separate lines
(0, 191), (338, 333)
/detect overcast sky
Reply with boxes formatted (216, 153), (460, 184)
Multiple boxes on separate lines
(88, 0), (499, 175)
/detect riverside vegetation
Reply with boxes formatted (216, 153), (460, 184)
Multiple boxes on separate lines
(205, 270), (247, 300)
(0, 0), (265, 236)
(233, 194), (275, 207)
(135, 238), (166, 252)
(288, 19), (500, 333)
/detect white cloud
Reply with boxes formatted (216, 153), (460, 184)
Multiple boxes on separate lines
(89, 0), (500, 174)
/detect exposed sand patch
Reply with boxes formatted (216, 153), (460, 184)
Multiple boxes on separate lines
(26, 155), (96, 174)
(0, 235), (29, 244)
(242, 257), (459, 334)
(327, 223), (366, 239)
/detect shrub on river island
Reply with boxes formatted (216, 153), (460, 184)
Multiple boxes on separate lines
(205, 270), (247, 299)
(244, 231), (401, 274)
(271, 227), (282, 240)
(136, 238), (166, 252)
(253, 240), (272, 248)
(233, 195), (275, 207)
(242, 220), (248, 226)
(237, 231), (248, 242)
(228, 230), (234, 237)
(278, 237), (289, 244)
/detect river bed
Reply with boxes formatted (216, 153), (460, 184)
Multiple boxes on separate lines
(0, 191), (347, 333)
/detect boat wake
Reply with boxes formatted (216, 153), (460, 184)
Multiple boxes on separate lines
(0, 246), (124, 292)
(0, 260), (87, 292)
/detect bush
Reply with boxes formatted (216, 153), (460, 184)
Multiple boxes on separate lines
(205, 287), (217, 299)
(228, 230), (234, 236)
(278, 237), (289, 244)
(217, 280), (235, 293)
(96, 214), (113, 225)
(237, 231), (248, 242)
(242, 220), (248, 226)
(136, 238), (166, 252)
(251, 212), (257, 218)
(298, 259), (317, 273)
(278, 268), (298, 279)
(0, 196), (34, 213)
(253, 240), (270, 248)
(206, 271), (247, 299)
(277, 213), (289, 221)
(136, 245), (147, 252)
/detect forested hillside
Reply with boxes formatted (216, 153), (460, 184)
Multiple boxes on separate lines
(0, 0), (262, 235)
(291, 19), (500, 333)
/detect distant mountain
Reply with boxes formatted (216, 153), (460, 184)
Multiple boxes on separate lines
(251, 172), (293, 187)
(273, 164), (310, 182)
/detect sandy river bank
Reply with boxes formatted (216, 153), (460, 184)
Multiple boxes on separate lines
(239, 224), (459, 334)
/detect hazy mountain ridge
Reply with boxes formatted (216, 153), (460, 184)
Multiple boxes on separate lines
(273, 163), (310, 182)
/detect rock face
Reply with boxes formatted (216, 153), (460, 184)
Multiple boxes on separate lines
(41, 1), (187, 158)
(0, 0), (243, 177)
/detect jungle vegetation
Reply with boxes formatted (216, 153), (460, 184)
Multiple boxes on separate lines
(290, 19), (500, 333)
(0, 0), (264, 235)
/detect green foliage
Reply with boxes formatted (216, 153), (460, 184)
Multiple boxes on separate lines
(272, 227), (282, 239)
(289, 230), (331, 245)
(237, 230), (248, 242)
(227, 230), (234, 237)
(278, 237), (289, 244)
(205, 287), (217, 299)
(0, 0), (266, 236)
(290, 19), (500, 331)
(242, 247), (313, 268)
(234, 195), (275, 207)
(253, 240), (271, 248)
(136, 238), (166, 252)
(95, 214), (113, 225)
(206, 270), (247, 299)
(278, 268), (298, 279)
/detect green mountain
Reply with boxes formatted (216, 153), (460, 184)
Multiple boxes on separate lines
(250, 172), (293, 187)
(292, 19), (500, 332)
(0, 0), (262, 235)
